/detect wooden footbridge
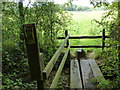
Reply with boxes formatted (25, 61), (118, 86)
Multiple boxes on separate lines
(23, 24), (110, 89)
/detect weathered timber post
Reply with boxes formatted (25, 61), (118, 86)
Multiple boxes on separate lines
(65, 30), (69, 47)
(23, 24), (44, 90)
(77, 49), (82, 61)
(65, 30), (70, 58)
(102, 29), (105, 50)
(65, 30), (70, 75)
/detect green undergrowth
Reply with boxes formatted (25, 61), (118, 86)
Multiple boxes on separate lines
(89, 48), (103, 59)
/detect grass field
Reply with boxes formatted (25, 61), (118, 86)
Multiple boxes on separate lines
(58, 10), (107, 55)
(66, 11), (107, 52)
(68, 11), (106, 36)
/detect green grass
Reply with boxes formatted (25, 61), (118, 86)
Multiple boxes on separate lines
(68, 11), (105, 36)
(66, 11), (106, 52)
(57, 11), (106, 55)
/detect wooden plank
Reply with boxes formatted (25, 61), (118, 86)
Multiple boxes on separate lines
(50, 45), (70, 88)
(57, 37), (65, 39)
(69, 45), (110, 48)
(80, 60), (94, 88)
(57, 45), (110, 48)
(57, 36), (110, 39)
(89, 59), (105, 81)
(70, 60), (82, 88)
(42, 35), (70, 79)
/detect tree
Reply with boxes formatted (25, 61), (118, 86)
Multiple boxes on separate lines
(2, 1), (71, 89)
(30, 2), (71, 62)
(76, 6), (90, 11)
(117, 1), (120, 74)
(18, 0), (25, 49)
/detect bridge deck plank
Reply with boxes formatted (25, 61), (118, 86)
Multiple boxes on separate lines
(80, 59), (94, 88)
(70, 60), (82, 88)
(70, 59), (105, 89)
(88, 59), (105, 81)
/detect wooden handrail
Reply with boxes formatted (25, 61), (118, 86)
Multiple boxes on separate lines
(57, 29), (110, 49)
(64, 45), (110, 48)
(50, 44), (70, 88)
(42, 35), (70, 79)
(57, 36), (110, 39)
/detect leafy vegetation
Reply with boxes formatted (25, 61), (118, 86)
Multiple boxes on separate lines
(90, 1), (120, 88)
(2, 2), (71, 89)
(2, 0), (120, 89)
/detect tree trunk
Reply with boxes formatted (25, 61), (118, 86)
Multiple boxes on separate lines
(18, 0), (25, 49)
(118, 1), (120, 74)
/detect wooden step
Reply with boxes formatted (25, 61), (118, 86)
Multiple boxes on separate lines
(70, 59), (105, 89)
(70, 60), (82, 88)
(88, 59), (105, 81)
(80, 60), (94, 88)
(80, 59), (105, 88)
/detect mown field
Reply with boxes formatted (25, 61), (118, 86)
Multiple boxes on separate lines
(65, 11), (107, 54)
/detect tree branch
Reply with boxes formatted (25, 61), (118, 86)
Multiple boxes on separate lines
(24, 1), (31, 15)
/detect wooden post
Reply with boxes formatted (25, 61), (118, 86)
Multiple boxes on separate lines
(102, 29), (105, 50)
(23, 24), (44, 89)
(40, 53), (45, 71)
(37, 81), (44, 90)
(65, 30), (70, 58)
(65, 30), (69, 47)
(77, 49), (83, 61)
(65, 30), (70, 76)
